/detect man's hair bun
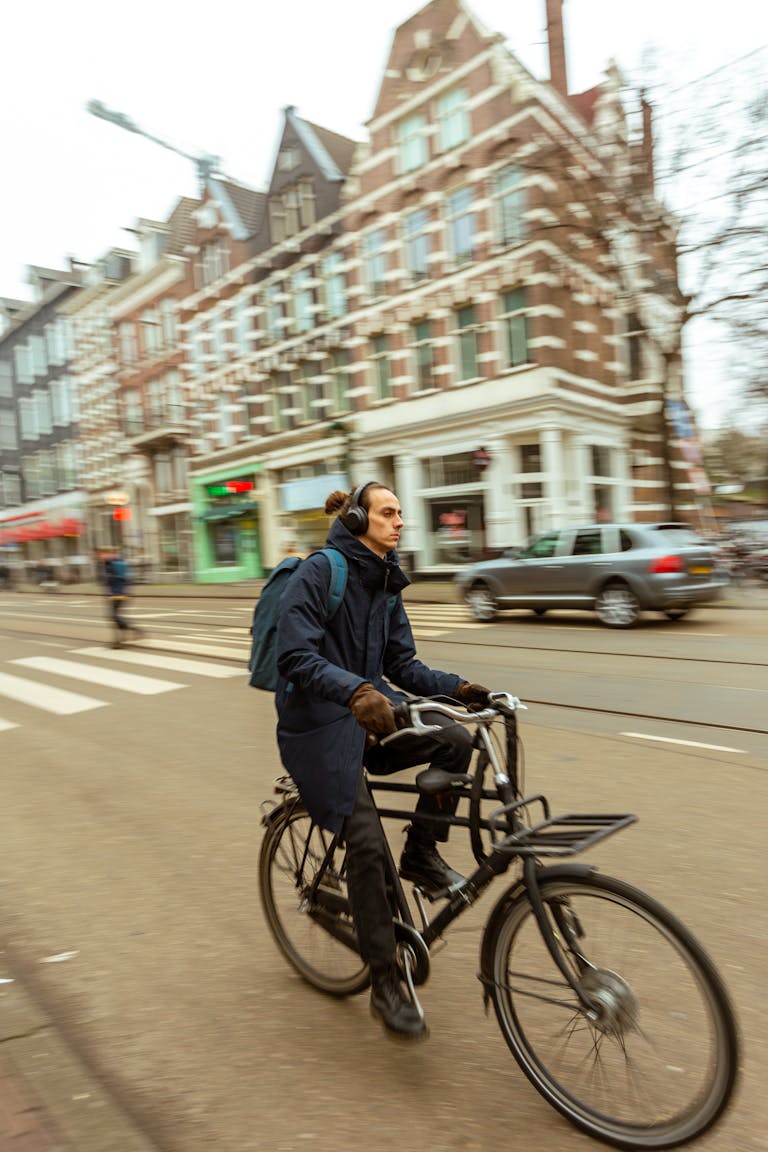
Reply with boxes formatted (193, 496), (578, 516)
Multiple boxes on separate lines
(324, 490), (348, 515)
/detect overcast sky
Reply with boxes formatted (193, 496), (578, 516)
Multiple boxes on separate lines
(2, 0), (766, 428)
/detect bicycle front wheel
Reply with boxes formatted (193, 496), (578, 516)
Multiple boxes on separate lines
(485, 869), (739, 1149)
(259, 800), (370, 997)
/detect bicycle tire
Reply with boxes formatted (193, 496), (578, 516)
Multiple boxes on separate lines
(482, 867), (739, 1149)
(259, 800), (370, 997)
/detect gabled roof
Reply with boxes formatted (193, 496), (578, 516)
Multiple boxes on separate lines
(208, 178), (266, 239)
(288, 109), (358, 181)
(568, 86), (600, 125)
(165, 196), (200, 255)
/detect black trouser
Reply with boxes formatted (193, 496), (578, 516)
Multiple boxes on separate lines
(343, 711), (473, 975)
(108, 595), (130, 632)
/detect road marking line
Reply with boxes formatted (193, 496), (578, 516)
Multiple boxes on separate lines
(621, 732), (746, 754)
(131, 638), (246, 659)
(0, 671), (107, 715)
(0, 717), (19, 732)
(12, 657), (182, 696)
(73, 647), (243, 678)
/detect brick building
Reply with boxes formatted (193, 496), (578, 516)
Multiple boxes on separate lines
(174, 0), (694, 579)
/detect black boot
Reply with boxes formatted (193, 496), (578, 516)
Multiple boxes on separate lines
(370, 967), (427, 1040)
(399, 838), (465, 894)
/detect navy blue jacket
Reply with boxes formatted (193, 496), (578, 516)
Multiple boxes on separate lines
(275, 519), (463, 832)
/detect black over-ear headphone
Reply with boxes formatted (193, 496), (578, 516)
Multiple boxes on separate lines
(340, 481), (376, 536)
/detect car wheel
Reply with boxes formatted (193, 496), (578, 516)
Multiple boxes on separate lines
(466, 582), (497, 622)
(664, 609), (689, 621)
(594, 582), (641, 628)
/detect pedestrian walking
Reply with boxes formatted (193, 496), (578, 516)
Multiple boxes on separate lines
(99, 548), (145, 648)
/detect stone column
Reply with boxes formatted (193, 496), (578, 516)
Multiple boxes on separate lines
(540, 427), (568, 527)
(394, 454), (424, 570)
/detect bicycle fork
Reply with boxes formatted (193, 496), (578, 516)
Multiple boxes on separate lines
(522, 857), (601, 1018)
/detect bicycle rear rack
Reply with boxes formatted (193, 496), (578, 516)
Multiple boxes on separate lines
(489, 794), (636, 857)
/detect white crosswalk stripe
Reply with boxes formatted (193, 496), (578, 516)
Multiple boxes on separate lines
(0, 670), (107, 715)
(0, 717), (19, 732)
(11, 656), (182, 696)
(73, 647), (243, 678)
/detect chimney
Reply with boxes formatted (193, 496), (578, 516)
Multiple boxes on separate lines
(546, 0), (568, 96)
(641, 95), (655, 193)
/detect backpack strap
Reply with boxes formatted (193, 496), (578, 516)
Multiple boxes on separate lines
(318, 547), (347, 619)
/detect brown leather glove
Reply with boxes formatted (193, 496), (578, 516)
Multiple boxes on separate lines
(454, 681), (491, 708)
(348, 682), (397, 737)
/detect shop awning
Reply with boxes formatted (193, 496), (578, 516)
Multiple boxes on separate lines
(197, 505), (254, 523)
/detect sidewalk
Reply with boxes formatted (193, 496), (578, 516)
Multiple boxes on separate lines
(0, 962), (158, 1152)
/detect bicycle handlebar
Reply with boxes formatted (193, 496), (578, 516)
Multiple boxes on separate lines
(380, 691), (523, 746)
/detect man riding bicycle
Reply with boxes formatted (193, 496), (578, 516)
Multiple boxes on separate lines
(274, 481), (490, 1040)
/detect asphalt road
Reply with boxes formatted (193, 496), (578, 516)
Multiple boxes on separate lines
(0, 592), (766, 1152)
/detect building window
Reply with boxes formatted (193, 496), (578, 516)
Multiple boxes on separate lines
(38, 449), (55, 494)
(397, 112), (428, 173)
(403, 208), (431, 281)
(496, 166), (527, 248)
(591, 445), (613, 477)
(626, 313), (644, 380)
(123, 389), (143, 435)
(271, 370), (299, 432)
(51, 376), (75, 426)
(0, 360), (12, 397)
(30, 334), (47, 377)
(269, 197), (287, 245)
(265, 284), (287, 341)
(293, 269), (315, 333)
(45, 321), (66, 367)
(233, 298), (252, 354)
(455, 305), (479, 381)
(22, 455), (40, 499)
(14, 344), (32, 385)
(119, 322), (138, 365)
(329, 349), (350, 414)
(0, 409), (17, 450)
(1, 470), (21, 505)
(370, 335), (391, 401)
(323, 252), (347, 319)
(446, 187), (475, 263)
(500, 288), (530, 368)
(18, 396), (38, 440)
(363, 229), (387, 297)
(141, 309), (162, 356)
(437, 87), (470, 151)
(412, 320), (434, 391)
(160, 299), (177, 347)
(519, 442), (543, 499)
(297, 179), (316, 229)
(201, 242), (228, 286)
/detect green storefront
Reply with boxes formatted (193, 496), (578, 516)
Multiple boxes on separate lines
(191, 465), (263, 583)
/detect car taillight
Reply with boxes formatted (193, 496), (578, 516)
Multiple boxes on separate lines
(648, 554), (685, 574)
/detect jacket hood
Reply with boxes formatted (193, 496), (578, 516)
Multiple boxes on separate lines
(326, 517), (410, 596)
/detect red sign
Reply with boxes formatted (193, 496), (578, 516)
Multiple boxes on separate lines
(112, 508), (133, 522)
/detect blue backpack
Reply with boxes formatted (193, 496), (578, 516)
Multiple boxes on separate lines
(247, 548), (348, 692)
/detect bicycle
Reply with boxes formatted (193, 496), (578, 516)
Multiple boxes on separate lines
(258, 692), (739, 1150)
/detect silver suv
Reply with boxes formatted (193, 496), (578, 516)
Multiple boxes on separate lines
(456, 522), (729, 628)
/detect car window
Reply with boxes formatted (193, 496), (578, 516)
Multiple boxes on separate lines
(619, 530), (633, 552)
(650, 527), (704, 546)
(520, 532), (560, 559)
(573, 529), (603, 556)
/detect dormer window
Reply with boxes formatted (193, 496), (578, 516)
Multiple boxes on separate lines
(278, 146), (300, 172)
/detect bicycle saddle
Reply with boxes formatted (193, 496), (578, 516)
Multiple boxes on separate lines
(415, 768), (473, 795)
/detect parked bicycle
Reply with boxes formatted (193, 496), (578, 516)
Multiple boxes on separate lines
(259, 692), (739, 1150)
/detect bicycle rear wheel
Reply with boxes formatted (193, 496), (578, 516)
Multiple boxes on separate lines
(259, 800), (370, 996)
(484, 868), (739, 1149)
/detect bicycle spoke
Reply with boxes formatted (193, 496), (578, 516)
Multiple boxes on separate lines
(488, 871), (738, 1147)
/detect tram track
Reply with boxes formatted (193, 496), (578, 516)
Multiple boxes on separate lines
(0, 616), (766, 738)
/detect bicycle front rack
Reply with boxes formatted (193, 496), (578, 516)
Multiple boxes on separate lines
(489, 794), (637, 857)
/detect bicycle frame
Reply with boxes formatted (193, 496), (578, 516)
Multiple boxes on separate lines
(294, 695), (636, 1007)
